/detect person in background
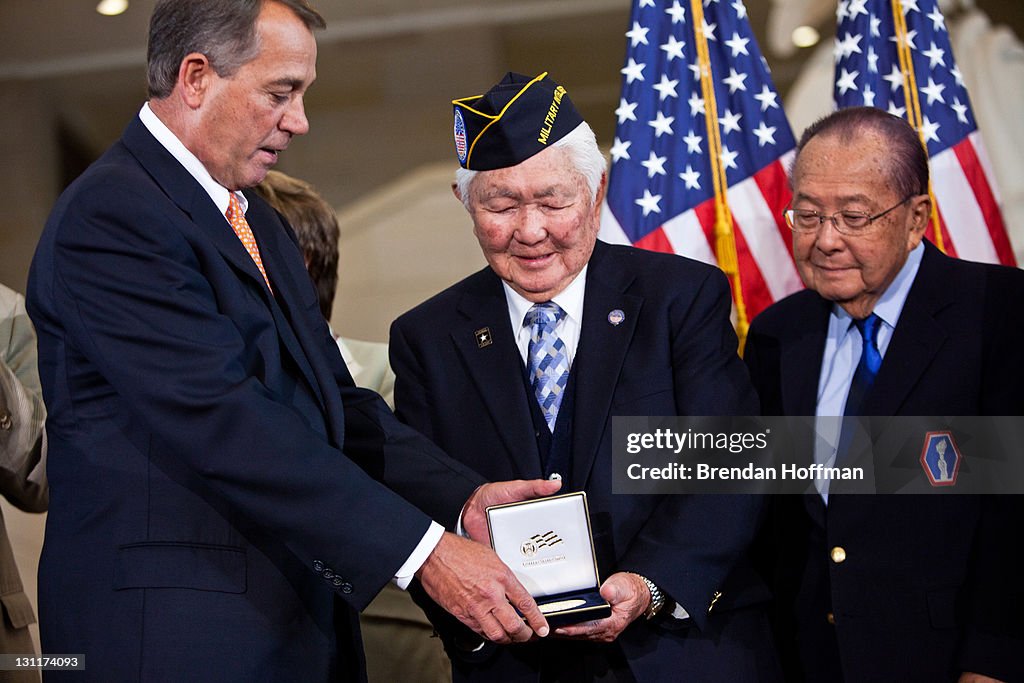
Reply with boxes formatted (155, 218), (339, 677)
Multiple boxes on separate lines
(26, 1), (556, 679)
(253, 169), (445, 682)
(744, 106), (1024, 683)
(0, 283), (46, 683)
(390, 71), (780, 683)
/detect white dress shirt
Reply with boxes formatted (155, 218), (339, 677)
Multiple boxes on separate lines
(813, 241), (924, 500)
(504, 265), (588, 366)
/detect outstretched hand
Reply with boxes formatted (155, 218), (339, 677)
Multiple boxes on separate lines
(416, 532), (550, 644)
(462, 478), (562, 544)
(553, 571), (650, 643)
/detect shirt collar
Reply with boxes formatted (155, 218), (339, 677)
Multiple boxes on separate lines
(504, 265), (588, 328)
(138, 102), (245, 216)
(831, 240), (925, 332)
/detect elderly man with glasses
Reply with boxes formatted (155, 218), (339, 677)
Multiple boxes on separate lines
(744, 106), (1024, 683)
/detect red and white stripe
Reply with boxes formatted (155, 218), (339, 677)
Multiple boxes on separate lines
(930, 131), (1016, 266)
(600, 154), (803, 322)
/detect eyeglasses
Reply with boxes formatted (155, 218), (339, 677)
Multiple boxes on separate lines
(783, 196), (915, 236)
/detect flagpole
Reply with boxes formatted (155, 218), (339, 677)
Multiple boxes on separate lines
(891, 0), (945, 252)
(691, 0), (750, 349)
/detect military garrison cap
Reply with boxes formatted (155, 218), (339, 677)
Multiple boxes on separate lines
(452, 71), (584, 171)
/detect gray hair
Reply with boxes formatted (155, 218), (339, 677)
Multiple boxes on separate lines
(147, 0), (326, 99)
(454, 121), (607, 208)
(793, 106), (929, 199)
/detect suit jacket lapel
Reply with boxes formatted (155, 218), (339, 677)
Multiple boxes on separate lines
(782, 297), (831, 416)
(783, 248), (949, 418)
(243, 197), (329, 412)
(122, 118), (327, 418)
(866, 243), (949, 416)
(570, 243), (642, 491)
(122, 118), (273, 299)
(778, 295), (831, 526)
(451, 272), (543, 479)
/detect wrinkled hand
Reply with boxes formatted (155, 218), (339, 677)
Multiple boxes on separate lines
(554, 571), (650, 643)
(958, 674), (1006, 683)
(417, 531), (550, 644)
(462, 478), (562, 544)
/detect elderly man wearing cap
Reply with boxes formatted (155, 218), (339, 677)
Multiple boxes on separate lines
(390, 72), (781, 682)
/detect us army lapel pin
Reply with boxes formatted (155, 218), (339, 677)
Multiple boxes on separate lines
(475, 327), (493, 348)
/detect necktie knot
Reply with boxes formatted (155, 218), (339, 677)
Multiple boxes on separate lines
(226, 193), (242, 220)
(525, 302), (565, 329)
(854, 313), (882, 376)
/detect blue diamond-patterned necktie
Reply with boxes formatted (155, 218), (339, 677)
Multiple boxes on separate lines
(525, 302), (570, 432)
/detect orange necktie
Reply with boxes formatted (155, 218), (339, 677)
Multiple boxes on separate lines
(226, 193), (272, 291)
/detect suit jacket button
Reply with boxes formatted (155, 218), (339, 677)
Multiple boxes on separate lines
(826, 612), (836, 625)
(323, 569), (335, 580)
(830, 546), (847, 564)
(548, 472), (562, 481)
(0, 412), (11, 430)
(313, 560), (325, 573)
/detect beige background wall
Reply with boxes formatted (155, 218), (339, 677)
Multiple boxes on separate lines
(331, 163), (486, 341)
(0, 84), (60, 292)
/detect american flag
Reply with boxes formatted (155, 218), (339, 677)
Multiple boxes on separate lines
(601, 0), (803, 338)
(833, 0), (1016, 265)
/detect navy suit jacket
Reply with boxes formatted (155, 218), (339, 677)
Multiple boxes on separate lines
(391, 241), (780, 682)
(27, 116), (483, 682)
(744, 241), (1024, 683)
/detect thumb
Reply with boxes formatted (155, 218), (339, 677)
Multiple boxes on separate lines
(535, 477), (563, 496)
(600, 578), (622, 605)
(489, 478), (561, 505)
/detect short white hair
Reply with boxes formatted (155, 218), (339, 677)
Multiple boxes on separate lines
(454, 121), (606, 208)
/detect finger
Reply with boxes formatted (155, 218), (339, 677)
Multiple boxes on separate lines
(485, 478), (562, 506)
(505, 581), (550, 638)
(553, 619), (602, 638)
(474, 608), (512, 645)
(600, 580), (622, 605)
(490, 602), (534, 643)
(500, 479), (558, 501)
(601, 572), (641, 604)
(516, 479), (562, 502)
(601, 572), (648, 624)
(531, 477), (563, 496)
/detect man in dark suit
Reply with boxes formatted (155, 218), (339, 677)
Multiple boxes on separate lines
(26, 2), (557, 680)
(744, 106), (1024, 683)
(390, 72), (780, 682)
